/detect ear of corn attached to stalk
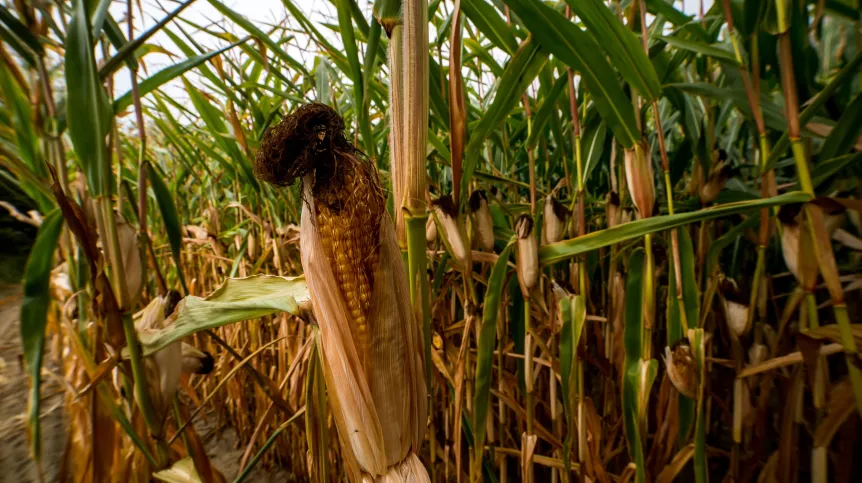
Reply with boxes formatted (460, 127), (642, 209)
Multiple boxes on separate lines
(469, 190), (495, 252)
(542, 194), (569, 245)
(623, 141), (655, 219)
(433, 195), (471, 267)
(255, 104), (428, 481)
(515, 214), (538, 295)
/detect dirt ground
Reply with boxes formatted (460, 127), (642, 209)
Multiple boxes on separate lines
(0, 285), (288, 482)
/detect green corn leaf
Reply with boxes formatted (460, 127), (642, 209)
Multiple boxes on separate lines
(473, 240), (515, 473)
(668, 227), (699, 445)
(668, 83), (787, 132)
(645, 0), (693, 26)
(540, 191), (811, 265)
(655, 34), (740, 65)
(114, 38), (247, 113)
(181, 77), (259, 190)
(335, 0), (373, 157)
(462, 37), (548, 200)
(692, 328), (708, 483)
(461, 0), (518, 55)
(20, 210), (63, 462)
(99, 0), (198, 78)
(0, 5), (44, 56)
(622, 249), (646, 482)
(207, 0), (308, 76)
(819, 92), (862, 161)
(504, 0), (640, 148)
(765, 51), (862, 170)
(565, 0), (662, 102)
(581, 120), (607, 185)
(677, 227), (699, 334)
(137, 275), (309, 355)
(99, 16), (140, 73)
(524, 74), (567, 149)
(316, 56), (332, 104)
(65, 0), (113, 196)
(0, 62), (41, 176)
(149, 164), (188, 294)
(559, 291), (586, 476)
(810, 152), (862, 189)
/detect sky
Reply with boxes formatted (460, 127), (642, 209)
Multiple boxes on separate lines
(111, 0), (714, 113)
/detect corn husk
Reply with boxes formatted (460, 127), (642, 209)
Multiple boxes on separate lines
(624, 141), (655, 219)
(515, 215), (538, 295)
(699, 156), (731, 205)
(300, 176), (428, 481)
(811, 197), (846, 235)
(664, 339), (697, 398)
(468, 190), (495, 252)
(432, 195), (471, 267)
(116, 215), (143, 308)
(719, 279), (751, 337)
(542, 194), (569, 244)
(748, 343), (767, 366)
(425, 216), (437, 243)
(133, 296), (213, 431)
(778, 204), (818, 289)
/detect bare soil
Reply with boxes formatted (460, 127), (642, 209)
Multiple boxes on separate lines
(0, 285), (288, 482)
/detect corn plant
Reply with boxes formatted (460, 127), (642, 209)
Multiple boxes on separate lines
(3, 0), (862, 482)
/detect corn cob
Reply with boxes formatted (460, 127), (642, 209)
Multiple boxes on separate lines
(255, 103), (428, 481)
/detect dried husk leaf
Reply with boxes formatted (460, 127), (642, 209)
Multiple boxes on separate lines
(624, 141), (655, 219)
(516, 215), (538, 295)
(723, 299), (750, 337)
(748, 343), (768, 366)
(521, 432), (538, 483)
(469, 190), (494, 251)
(699, 151), (731, 205)
(116, 215), (143, 308)
(432, 195), (471, 267)
(664, 340), (697, 399)
(778, 204), (818, 289)
(606, 192), (621, 228)
(152, 457), (202, 482)
(425, 216), (437, 243)
(543, 194), (569, 244)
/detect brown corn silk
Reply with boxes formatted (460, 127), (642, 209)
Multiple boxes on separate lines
(256, 104), (428, 481)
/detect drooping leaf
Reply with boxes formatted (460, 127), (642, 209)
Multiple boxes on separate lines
(149, 165), (188, 293)
(137, 275), (309, 355)
(504, 0), (640, 148)
(559, 291), (586, 476)
(540, 192), (811, 265)
(473, 240), (515, 472)
(20, 210), (63, 461)
(565, 0), (662, 101)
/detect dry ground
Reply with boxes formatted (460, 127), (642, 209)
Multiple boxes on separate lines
(0, 285), (288, 482)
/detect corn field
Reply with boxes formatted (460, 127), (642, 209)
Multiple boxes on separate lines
(2, 0), (862, 481)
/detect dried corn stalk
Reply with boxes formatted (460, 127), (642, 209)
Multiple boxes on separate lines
(255, 103), (428, 482)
